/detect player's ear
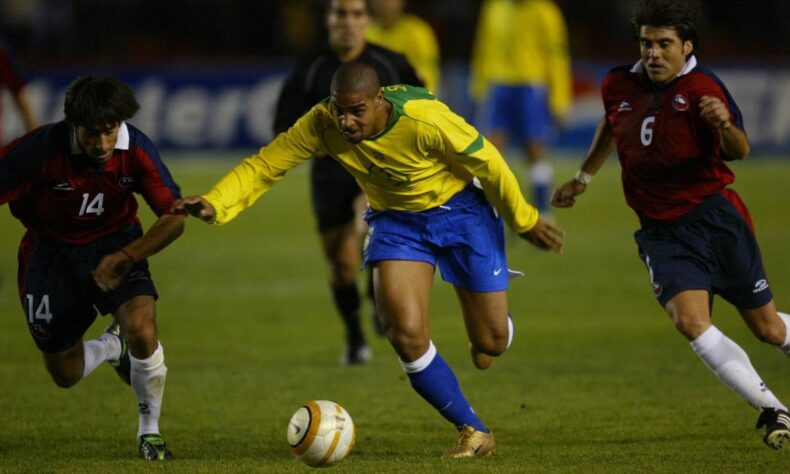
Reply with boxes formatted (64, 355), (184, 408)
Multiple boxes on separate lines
(683, 40), (694, 57)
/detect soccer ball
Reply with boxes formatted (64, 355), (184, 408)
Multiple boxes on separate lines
(287, 400), (355, 467)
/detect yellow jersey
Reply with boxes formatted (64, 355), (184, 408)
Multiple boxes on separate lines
(204, 85), (538, 233)
(366, 14), (441, 95)
(470, 0), (572, 119)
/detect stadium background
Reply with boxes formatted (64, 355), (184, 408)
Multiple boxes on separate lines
(2, 0), (790, 153)
(1, 1), (790, 472)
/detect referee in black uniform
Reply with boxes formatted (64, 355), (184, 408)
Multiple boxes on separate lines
(274, 0), (424, 365)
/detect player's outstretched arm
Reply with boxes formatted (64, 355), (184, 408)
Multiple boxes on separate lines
(92, 213), (185, 292)
(172, 196), (216, 222)
(551, 116), (615, 208)
(520, 216), (565, 252)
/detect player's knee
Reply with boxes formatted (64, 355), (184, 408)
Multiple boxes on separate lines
(672, 316), (708, 340)
(386, 326), (428, 360)
(47, 367), (80, 388)
(472, 333), (508, 357)
(752, 320), (786, 346)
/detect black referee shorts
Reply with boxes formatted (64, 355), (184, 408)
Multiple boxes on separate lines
(310, 156), (363, 232)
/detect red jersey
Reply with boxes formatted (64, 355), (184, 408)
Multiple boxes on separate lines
(601, 56), (744, 222)
(0, 121), (181, 244)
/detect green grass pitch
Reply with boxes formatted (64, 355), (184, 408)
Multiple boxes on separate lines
(1, 154), (788, 472)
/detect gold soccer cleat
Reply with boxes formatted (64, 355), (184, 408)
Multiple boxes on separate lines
(445, 425), (497, 458)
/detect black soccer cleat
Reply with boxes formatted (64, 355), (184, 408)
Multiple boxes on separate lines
(340, 343), (372, 366)
(105, 321), (131, 386)
(756, 407), (790, 450)
(139, 433), (174, 461)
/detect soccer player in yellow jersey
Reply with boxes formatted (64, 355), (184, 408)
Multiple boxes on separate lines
(471, 0), (572, 215)
(366, 0), (441, 94)
(174, 62), (564, 457)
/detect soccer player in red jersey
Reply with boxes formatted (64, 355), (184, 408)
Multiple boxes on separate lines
(0, 75), (183, 460)
(552, 0), (790, 449)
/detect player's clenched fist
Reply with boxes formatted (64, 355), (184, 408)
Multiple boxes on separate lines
(699, 95), (731, 129)
(172, 196), (216, 222)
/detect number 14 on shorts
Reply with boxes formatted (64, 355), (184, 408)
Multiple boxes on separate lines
(26, 294), (53, 323)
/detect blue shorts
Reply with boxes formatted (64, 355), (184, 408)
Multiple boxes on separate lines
(634, 193), (773, 309)
(478, 84), (554, 144)
(363, 185), (509, 292)
(18, 225), (158, 353)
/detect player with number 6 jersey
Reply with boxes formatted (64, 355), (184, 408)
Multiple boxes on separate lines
(552, 0), (790, 450)
(0, 75), (183, 460)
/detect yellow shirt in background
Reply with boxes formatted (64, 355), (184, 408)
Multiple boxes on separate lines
(366, 14), (441, 95)
(204, 85), (538, 233)
(470, 0), (572, 119)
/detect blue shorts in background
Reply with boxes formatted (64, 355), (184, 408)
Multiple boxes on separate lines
(478, 84), (554, 145)
(363, 185), (509, 292)
(635, 193), (773, 310)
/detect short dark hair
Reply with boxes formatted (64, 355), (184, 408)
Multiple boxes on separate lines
(331, 61), (381, 97)
(632, 0), (703, 48)
(325, 0), (370, 14)
(64, 75), (140, 127)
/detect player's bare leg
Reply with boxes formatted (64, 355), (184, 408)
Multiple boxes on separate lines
(667, 290), (789, 449)
(455, 287), (511, 370)
(375, 260), (495, 457)
(353, 193), (383, 336)
(320, 212), (370, 365)
(738, 300), (789, 349)
(116, 295), (173, 460)
(42, 332), (122, 388)
(739, 300), (790, 448)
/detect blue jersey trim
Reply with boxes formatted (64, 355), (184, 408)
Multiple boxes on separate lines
(695, 66), (744, 131)
(0, 122), (68, 196)
(126, 124), (181, 199)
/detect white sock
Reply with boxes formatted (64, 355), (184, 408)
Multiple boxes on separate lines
(531, 161), (553, 185)
(507, 315), (514, 349)
(131, 343), (167, 438)
(691, 326), (787, 411)
(82, 333), (121, 379)
(399, 341), (437, 374)
(776, 312), (790, 357)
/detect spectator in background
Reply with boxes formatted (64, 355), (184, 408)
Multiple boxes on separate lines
(470, 0), (572, 216)
(0, 36), (36, 144)
(366, 0), (441, 94)
(273, 0), (423, 366)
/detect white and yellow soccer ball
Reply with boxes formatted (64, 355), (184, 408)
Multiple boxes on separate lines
(287, 400), (355, 467)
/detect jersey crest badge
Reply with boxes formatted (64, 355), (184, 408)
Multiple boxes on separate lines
(672, 94), (689, 111)
(118, 176), (135, 187)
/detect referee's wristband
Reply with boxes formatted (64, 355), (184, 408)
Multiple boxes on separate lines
(574, 170), (593, 185)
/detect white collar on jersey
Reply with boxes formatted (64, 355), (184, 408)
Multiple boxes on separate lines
(70, 121), (130, 155)
(631, 54), (698, 78)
